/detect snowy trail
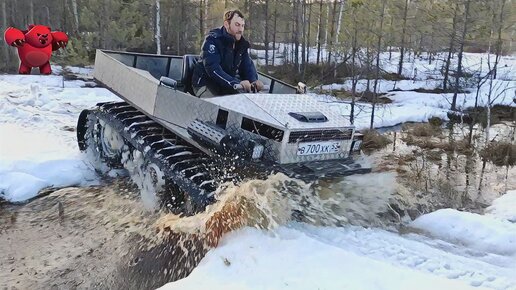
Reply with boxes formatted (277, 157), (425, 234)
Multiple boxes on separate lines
(162, 223), (516, 290)
(297, 224), (516, 290)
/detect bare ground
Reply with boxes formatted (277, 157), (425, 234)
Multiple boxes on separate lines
(0, 179), (205, 290)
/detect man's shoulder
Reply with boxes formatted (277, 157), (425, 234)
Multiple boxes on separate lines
(207, 27), (224, 39)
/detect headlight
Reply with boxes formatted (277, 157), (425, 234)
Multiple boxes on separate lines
(252, 143), (265, 159)
(351, 132), (364, 153)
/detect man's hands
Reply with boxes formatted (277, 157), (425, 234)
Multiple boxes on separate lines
(240, 80), (252, 92)
(237, 80), (265, 93)
(252, 80), (264, 92)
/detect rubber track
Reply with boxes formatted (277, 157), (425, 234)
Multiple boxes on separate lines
(89, 101), (217, 213)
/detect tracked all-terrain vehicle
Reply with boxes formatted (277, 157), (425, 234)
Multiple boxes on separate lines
(77, 50), (370, 214)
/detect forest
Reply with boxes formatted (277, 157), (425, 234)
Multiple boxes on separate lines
(1, 0), (513, 84)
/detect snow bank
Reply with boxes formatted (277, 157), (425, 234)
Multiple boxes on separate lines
(410, 208), (516, 256)
(485, 190), (516, 223)
(0, 123), (98, 202)
(161, 227), (482, 290)
(316, 77), (514, 130)
(0, 74), (119, 202)
(321, 79), (443, 94)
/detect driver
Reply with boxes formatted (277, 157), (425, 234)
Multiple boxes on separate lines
(192, 10), (264, 98)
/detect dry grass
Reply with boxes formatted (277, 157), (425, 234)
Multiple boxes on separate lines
(425, 150), (443, 162)
(361, 129), (392, 153)
(403, 134), (474, 156)
(428, 116), (444, 127)
(480, 141), (516, 167)
(402, 123), (442, 137)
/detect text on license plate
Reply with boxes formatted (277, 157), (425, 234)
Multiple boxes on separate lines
(297, 141), (341, 156)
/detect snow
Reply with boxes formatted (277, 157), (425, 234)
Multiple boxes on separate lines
(410, 208), (516, 256)
(254, 43), (515, 80)
(316, 77), (514, 130)
(161, 222), (516, 290)
(1, 53), (515, 290)
(254, 44), (515, 130)
(161, 190), (516, 290)
(0, 74), (120, 202)
(485, 190), (516, 223)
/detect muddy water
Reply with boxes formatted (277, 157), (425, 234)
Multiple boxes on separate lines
(0, 170), (400, 289)
(372, 122), (516, 215)
(0, 179), (197, 289)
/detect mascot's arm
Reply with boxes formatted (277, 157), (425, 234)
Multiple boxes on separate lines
(51, 31), (68, 51)
(4, 27), (25, 46)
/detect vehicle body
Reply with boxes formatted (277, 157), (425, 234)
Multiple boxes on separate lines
(77, 50), (370, 213)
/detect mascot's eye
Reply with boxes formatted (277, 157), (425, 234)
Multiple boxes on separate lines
(37, 33), (41, 36)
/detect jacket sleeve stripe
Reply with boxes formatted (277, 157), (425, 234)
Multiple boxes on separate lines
(213, 70), (234, 86)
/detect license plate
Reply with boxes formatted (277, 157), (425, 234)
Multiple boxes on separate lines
(297, 141), (341, 156)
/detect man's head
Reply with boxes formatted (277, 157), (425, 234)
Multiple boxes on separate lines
(223, 10), (245, 41)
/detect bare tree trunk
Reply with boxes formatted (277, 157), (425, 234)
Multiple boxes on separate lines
(45, 6), (52, 27)
(301, 0), (306, 76)
(388, 16), (393, 61)
(180, 0), (186, 54)
(204, 0), (209, 31)
(306, 1), (312, 64)
(324, 2), (330, 51)
(494, 0), (507, 79)
(350, 13), (358, 125)
(478, 159), (487, 196)
(294, 0), (300, 71)
(505, 126), (516, 193)
(464, 153), (473, 204)
(333, 0), (344, 77)
(99, 0), (106, 48)
(155, 0), (162, 54)
(316, 0), (323, 64)
(451, 0), (471, 111)
(70, 0), (79, 33)
(486, 59), (495, 144)
(272, 0), (278, 66)
(397, 0), (409, 76)
(62, 0), (67, 31)
(199, 0), (204, 43)
(29, 0), (34, 24)
(247, 1), (253, 40)
(265, 0), (270, 66)
(327, 0), (338, 64)
(444, 123), (453, 181)
(366, 46), (371, 92)
(443, 3), (459, 91)
(370, 0), (386, 129)
(335, 0), (344, 46)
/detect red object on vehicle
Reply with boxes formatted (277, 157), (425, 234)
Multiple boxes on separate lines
(4, 25), (68, 75)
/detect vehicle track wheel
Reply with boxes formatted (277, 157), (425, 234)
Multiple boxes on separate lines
(98, 119), (124, 168)
(140, 162), (166, 209)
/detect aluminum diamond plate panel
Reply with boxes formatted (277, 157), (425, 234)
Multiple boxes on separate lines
(206, 93), (350, 130)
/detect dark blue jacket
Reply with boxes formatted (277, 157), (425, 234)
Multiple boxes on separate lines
(192, 27), (258, 95)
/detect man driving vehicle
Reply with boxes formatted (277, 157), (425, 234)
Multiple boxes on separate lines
(192, 9), (264, 97)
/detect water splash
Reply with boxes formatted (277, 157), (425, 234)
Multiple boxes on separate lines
(155, 172), (397, 248)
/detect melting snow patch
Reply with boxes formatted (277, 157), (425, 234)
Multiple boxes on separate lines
(410, 208), (516, 256)
(160, 227), (480, 290)
(485, 190), (516, 223)
(0, 172), (49, 202)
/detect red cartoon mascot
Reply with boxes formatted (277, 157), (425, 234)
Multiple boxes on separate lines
(4, 25), (68, 75)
